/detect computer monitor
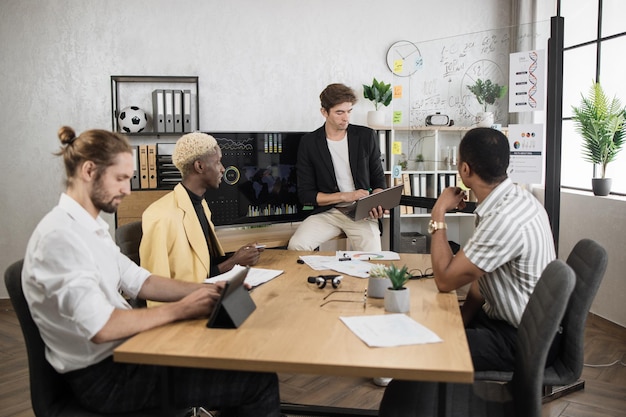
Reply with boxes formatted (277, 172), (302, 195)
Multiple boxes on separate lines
(204, 131), (307, 226)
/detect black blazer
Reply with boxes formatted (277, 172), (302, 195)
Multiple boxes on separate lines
(296, 124), (387, 215)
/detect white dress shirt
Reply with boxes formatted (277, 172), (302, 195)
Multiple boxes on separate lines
(22, 193), (151, 373)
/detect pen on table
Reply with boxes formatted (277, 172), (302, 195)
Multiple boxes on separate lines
(339, 257), (351, 261)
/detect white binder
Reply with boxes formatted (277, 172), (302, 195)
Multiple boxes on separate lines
(183, 89), (192, 132)
(173, 90), (183, 133)
(151, 89), (165, 132)
(164, 89), (174, 132)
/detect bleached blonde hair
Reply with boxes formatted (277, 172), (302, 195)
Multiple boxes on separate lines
(172, 132), (219, 177)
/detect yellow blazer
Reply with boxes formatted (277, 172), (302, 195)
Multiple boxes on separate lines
(140, 184), (225, 287)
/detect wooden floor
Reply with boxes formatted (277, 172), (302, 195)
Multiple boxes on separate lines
(1, 299), (624, 417)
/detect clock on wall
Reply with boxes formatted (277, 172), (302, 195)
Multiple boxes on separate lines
(386, 40), (423, 77)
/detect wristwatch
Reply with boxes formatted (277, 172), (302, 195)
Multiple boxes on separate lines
(428, 219), (447, 234)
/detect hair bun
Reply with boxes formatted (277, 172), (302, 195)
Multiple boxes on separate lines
(58, 126), (77, 145)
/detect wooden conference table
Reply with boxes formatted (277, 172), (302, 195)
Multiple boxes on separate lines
(114, 250), (473, 410)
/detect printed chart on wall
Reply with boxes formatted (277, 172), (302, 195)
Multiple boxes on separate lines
(507, 123), (544, 184)
(390, 22), (550, 128)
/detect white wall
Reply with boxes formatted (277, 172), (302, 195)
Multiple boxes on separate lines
(557, 191), (626, 327)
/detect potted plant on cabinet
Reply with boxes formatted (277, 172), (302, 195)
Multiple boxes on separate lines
(571, 81), (626, 196)
(466, 78), (507, 127)
(383, 264), (411, 313)
(363, 77), (392, 127)
(414, 153), (425, 171)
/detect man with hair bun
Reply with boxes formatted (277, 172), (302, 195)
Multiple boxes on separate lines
(140, 132), (263, 298)
(22, 127), (281, 416)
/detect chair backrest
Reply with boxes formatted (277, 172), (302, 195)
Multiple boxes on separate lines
(115, 221), (147, 308)
(4, 259), (74, 417)
(543, 238), (608, 386)
(511, 259), (576, 417)
(115, 221), (143, 265)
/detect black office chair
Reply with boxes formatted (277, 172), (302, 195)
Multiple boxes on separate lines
(115, 220), (143, 266)
(474, 239), (609, 401)
(115, 221), (147, 308)
(4, 259), (192, 417)
(543, 238), (609, 398)
(378, 259), (576, 417)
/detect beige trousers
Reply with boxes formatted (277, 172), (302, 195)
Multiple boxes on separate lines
(287, 208), (381, 251)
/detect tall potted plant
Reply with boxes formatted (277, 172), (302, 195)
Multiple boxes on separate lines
(571, 82), (626, 196)
(363, 77), (392, 127)
(466, 78), (507, 127)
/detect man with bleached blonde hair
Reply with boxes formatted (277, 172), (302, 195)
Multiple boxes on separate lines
(140, 132), (262, 295)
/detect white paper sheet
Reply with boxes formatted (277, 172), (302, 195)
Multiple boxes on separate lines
(205, 264), (283, 288)
(298, 255), (337, 271)
(340, 314), (443, 347)
(336, 251), (401, 261)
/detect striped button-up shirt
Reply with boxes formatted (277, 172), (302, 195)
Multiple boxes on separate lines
(464, 178), (556, 327)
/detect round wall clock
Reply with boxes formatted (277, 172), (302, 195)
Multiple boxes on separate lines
(386, 40), (422, 77)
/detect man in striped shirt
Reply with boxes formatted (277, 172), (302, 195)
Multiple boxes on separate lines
(429, 127), (556, 371)
(378, 127), (556, 413)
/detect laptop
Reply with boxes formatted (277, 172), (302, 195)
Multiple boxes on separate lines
(335, 184), (404, 221)
(206, 266), (256, 328)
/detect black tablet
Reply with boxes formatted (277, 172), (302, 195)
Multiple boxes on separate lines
(206, 266), (256, 328)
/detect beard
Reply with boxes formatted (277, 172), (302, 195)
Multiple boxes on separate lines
(91, 176), (123, 214)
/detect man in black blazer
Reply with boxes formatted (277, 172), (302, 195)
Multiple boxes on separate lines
(288, 83), (387, 251)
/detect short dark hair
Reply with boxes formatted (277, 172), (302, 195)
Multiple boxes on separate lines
(459, 127), (509, 184)
(319, 83), (357, 112)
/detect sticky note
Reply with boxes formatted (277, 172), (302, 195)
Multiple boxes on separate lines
(393, 111), (402, 124)
(393, 59), (403, 73)
(393, 85), (403, 98)
(392, 141), (402, 155)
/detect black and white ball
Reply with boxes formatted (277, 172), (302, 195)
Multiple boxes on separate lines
(118, 106), (147, 133)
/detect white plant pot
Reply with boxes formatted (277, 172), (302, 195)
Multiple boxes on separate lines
(367, 110), (385, 127)
(476, 112), (494, 127)
(384, 287), (410, 313)
(368, 277), (392, 299)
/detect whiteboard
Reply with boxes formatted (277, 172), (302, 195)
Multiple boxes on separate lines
(391, 23), (550, 128)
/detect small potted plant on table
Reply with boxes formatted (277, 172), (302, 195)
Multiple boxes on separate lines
(384, 264), (411, 313)
(368, 264), (392, 299)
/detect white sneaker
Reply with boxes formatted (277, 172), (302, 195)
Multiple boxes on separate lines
(373, 377), (392, 387)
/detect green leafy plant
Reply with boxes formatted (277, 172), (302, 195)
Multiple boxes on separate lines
(363, 78), (392, 111)
(385, 264), (411, 290)
(466, 78), (507, 112)
(571, 82), (626, 179)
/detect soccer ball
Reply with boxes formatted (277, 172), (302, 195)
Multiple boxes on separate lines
(118, 106), (148, 133)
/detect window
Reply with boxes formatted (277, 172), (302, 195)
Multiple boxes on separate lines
(561, 0), (626, 194)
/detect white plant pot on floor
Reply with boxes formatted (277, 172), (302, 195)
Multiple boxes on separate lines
(384, 287), (410, 313)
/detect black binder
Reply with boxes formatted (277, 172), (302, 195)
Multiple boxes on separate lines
(206, 267), (256, 329)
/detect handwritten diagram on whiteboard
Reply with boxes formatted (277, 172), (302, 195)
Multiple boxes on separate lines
(390, 23), (549, 128)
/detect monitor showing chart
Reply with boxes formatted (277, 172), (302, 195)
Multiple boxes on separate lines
(204, 131), (307, 226)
